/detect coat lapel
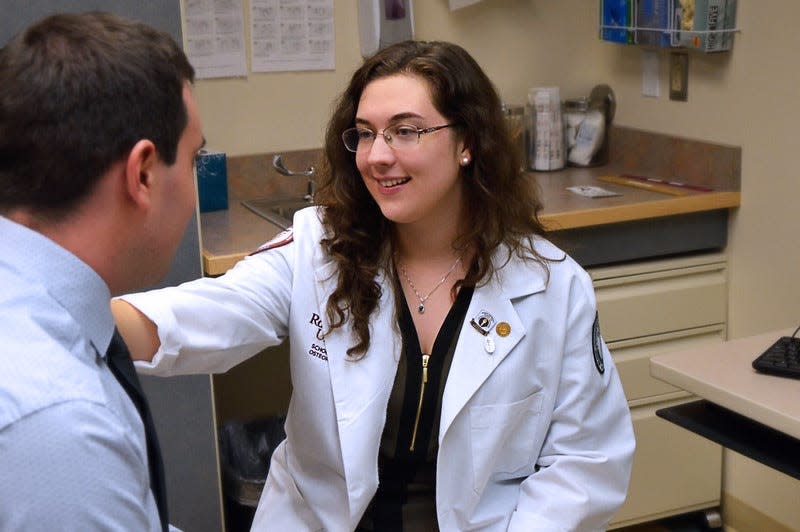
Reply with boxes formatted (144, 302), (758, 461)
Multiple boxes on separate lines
(439, 249), (550, 441)
(314, 258), (400, 521)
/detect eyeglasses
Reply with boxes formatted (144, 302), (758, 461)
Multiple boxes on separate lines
(341, 123), (455, 153)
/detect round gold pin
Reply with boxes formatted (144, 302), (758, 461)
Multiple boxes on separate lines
(496, 322), (511, 337)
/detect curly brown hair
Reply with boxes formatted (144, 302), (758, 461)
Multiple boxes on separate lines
(314, 40), (548, 358)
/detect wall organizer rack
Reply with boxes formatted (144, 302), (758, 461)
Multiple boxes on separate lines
(600, 0), (739, 53)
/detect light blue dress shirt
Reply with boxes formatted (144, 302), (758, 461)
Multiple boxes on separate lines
(0, 215), (162, 531)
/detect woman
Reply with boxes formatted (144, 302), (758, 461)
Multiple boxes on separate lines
(115, 41), (634, 531)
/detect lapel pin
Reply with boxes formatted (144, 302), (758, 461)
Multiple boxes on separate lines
(470, 310), (495, 336)
(484, 335), (496, 354)
(496, 322), (511, 337)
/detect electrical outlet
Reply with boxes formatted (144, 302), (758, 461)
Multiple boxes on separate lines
(669, 51), (689, 101)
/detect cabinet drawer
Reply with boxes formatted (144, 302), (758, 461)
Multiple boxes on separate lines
(609, 400), (722, 529)
(593, 262), (727, 342)
(609, 326), (725, 404)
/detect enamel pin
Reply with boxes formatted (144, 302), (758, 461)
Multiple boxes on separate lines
(469, 310), (495, 336)
(495, 322), (511, 337)
(484, 336), (496, 354)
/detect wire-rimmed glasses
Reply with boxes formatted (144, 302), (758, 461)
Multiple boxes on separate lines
(342, 123), (455, 153)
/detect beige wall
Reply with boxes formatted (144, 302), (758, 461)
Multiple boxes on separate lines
(192, 0), (613, 155)
(190, 0), (800, 528)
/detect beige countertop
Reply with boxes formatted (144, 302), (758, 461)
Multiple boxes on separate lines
(532, 165), (740, 230)
(650, 328), (800, 440)
(199, 127), (742, 275)
(199, 166), (740, 276)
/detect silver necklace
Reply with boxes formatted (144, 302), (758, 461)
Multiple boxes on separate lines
(397, 254), (463, 314)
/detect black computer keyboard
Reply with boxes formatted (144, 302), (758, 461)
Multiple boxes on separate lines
(752, 336), (800, 379)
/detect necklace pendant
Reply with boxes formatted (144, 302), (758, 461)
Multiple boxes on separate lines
(418, 303), (425, 314)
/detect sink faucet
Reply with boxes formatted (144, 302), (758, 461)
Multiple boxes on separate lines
(272, 154), (316, 202)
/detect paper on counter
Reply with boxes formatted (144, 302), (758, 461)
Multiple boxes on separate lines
(567, 185), (622, 198)
(449, 0), (483, 10)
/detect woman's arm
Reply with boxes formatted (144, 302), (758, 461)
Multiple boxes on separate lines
(111, 298), (160, 362)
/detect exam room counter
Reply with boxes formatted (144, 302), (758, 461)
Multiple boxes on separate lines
(199, 126), (741, 276)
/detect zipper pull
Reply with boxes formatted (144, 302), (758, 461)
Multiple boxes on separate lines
(410, 353), (431, 452)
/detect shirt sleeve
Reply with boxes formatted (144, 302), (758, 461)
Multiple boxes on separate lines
(0, 400), (162, 532)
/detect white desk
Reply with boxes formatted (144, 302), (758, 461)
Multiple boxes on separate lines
(650, 328), (800, 479)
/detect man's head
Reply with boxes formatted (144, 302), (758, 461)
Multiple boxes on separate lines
(0, 11), (195, 218)
(0, 12), (204, 293)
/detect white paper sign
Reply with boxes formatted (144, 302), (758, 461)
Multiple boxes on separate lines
(184, 0), (248, 79)
(250, 0), (335, 73)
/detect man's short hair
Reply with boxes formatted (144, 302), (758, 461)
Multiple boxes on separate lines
(0, 11), (195, 216)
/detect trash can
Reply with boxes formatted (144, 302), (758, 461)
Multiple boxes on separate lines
(218, 416), (286, 531)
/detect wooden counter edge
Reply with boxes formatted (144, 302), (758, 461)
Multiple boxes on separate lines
(543, 191), (740, 231)
(203, 251), (246, 276)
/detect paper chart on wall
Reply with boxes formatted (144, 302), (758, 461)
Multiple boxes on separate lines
(250, 0), (335, 72)
(184, 0), (248, 79)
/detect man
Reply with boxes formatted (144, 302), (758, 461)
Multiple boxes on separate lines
(0, 12), (204, 531)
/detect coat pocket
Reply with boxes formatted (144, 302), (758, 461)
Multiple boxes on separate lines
(469, 392), (544, 492)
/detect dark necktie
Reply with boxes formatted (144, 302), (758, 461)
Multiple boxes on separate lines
(106, 328), (169, 531)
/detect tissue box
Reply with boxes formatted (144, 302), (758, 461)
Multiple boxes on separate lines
(196, 150), (228, 212)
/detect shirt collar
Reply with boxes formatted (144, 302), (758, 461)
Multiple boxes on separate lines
(0, 215), (114, 357)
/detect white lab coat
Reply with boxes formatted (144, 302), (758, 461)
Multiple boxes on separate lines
(126, 207), (634, 532)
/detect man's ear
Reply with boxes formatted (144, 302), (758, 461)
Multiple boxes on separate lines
(124, 139), (158, 208)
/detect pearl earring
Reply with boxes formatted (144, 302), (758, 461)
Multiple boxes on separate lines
(461, 156), (470, 165)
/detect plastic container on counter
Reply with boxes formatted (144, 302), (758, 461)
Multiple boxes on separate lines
(563, 85), (615, 167)
(525, 87), (565, 172)
(501, 103), (526, 170)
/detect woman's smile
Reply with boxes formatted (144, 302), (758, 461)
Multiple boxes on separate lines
(375, 175), (411, 189)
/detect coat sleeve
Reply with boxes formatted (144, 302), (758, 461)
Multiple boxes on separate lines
(508, 267), (635, 532)
(122, 237), (296, 376)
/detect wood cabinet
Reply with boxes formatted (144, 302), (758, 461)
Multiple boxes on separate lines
(589, 253), (728, 528)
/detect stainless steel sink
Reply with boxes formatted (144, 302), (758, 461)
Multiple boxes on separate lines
(241, 197), (313, 229)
